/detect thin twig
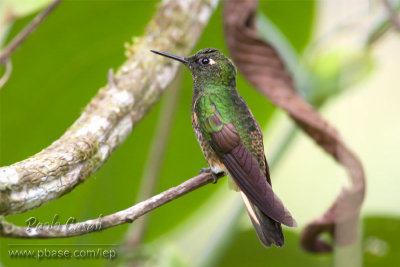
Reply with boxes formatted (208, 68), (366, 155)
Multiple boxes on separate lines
(0, 0), (63, 64)
(383, 0), (400, 32)
(122, 71), (183, 253)
(0, 172), (224, 238)
(0, 59), (12, 88)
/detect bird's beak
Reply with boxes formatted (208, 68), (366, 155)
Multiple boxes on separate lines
(151, 50), (188, 64)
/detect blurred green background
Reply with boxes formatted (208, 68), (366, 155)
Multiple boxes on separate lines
(1, 0), (399, 266)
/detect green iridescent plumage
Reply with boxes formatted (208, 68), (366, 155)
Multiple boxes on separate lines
(151, 48), (296, 248)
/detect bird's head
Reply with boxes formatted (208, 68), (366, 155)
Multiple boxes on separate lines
(151, 48), (236, 87)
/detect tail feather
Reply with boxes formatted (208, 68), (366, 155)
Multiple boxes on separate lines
(240, 191), (284, 247)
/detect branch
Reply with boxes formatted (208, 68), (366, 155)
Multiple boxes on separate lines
(0, 0), (62, 64)
(0, 0), (62, 89)
(0, 0), (218, 216)
(0, 172), (224, 238)
(0, 0), (62, 61)
(0, 58), (12, 88)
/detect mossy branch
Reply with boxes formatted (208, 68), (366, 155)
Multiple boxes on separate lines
(0, 0), (218, 216)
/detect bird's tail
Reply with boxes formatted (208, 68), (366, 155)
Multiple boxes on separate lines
(240, 191), (284, 247)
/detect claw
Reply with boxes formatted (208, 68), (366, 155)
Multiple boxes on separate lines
(199, 167), (211, 174)
(199, 167), (219, 184)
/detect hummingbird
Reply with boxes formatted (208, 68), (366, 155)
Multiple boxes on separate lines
(151, 48), (297, 247)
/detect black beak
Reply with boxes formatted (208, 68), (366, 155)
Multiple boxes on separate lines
(151, 50), (188, 64)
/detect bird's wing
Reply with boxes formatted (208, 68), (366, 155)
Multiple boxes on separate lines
(197, 105), (296, 227)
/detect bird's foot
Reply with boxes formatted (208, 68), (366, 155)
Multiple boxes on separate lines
(199, 167), (211, 174)
(199, 167), (219, 184)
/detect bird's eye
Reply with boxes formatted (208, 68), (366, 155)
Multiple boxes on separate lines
(199, 58), (210, 65)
